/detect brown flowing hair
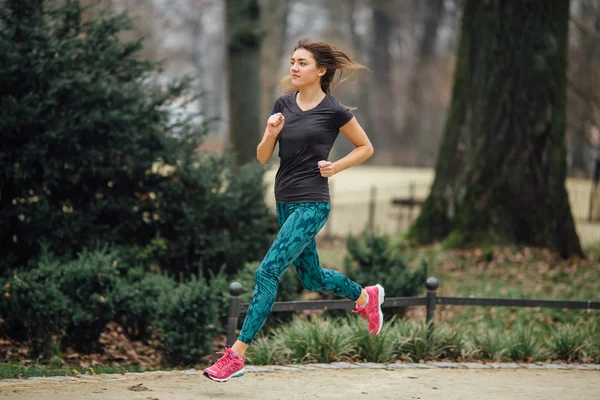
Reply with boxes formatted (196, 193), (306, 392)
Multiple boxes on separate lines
(280, 37), (368, 95)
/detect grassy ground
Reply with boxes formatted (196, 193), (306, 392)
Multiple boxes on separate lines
(316, 240), (600, 329)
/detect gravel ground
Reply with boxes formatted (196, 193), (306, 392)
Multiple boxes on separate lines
(1, 362), (599, 400)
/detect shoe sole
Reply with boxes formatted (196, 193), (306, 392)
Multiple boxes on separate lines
(375, 284), (385, 335)
(203, 369), (245, 382)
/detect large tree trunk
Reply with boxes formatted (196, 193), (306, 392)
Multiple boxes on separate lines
(226, 0), (262, 166)
(407, 0), (583, 258)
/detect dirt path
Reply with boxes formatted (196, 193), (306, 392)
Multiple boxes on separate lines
(1, 368), (599, 400)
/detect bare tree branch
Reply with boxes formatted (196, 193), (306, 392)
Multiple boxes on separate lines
(572, 16), (600, 37)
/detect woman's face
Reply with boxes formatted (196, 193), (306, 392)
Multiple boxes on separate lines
(290, 48), (325, 89)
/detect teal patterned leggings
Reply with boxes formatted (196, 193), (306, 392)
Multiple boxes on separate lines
(238, 202), (363, 344)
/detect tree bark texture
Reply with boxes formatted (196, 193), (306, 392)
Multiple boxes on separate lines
(407, 0), (583, 258)
(226, 0), (262, 166)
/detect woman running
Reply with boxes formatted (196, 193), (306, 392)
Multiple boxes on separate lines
(204, 37), (385, 382)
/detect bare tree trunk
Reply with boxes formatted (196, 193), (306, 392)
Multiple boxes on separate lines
(407, 0), (583, 258)
(368, 0), (396, 164)
(226, 0), (262, 166)
(188, 2), (223, 129)
(400, 0), (444, 166)
(347, 0), (375, 147)
(568, 0), (600, 175)
(260, 0), (290, 119)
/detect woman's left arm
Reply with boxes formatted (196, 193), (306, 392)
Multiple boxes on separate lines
(328, 117), (374, 176)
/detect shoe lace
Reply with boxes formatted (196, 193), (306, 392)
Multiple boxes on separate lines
(352, 304), (367, 318)
(213, 351), (234, 369)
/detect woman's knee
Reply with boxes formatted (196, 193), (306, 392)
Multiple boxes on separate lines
(254, 264), (279, 292)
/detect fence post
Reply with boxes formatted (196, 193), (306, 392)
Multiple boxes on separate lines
(425, 277), (439, 334)
(408, 182), (416, 222)
(227, 282), (244, 348)
(367, 185), (376, 231)
(589, 159), (600, 222)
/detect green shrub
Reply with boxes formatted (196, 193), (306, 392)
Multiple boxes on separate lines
(428, 324), (466, 361)
(114, 237), (169, 271)
(348, 316), (396, 363)
(113, 268), (177, 341)
(389, 320), (467, 362)
(0, 262), (70, 357)
(468, 328), (509, 361)
(59, 250), (120, 353)
(507, 324), (546, 362)
(341, 231), (427, 318)
(392, 320), (431, 362)
(233, 317), (600, 365)
(245, 335), (285, 365)
(0, 248), (120, 356)
(156, 273), (227, 366)
(585, 322), (600, 363)
(0, 0), (203, 271)
(156, 158), (279, 279)
(275, 318), (354, 364)
(0, 0), (278, 280)
(546, 324), (591, 363)
(271, 318), (313, 363)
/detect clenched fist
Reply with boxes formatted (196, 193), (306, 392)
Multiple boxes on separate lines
(318, 160), (335, 177)
(267, 113), (285, 137)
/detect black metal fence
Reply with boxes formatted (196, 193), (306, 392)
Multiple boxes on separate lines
(225, 277), (600, 347)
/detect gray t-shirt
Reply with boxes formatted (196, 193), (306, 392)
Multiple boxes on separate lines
(270, 92), (354, 203)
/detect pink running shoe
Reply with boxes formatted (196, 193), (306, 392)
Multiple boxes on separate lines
(353, 284), (385, 335)
(203, 348), (245, 382)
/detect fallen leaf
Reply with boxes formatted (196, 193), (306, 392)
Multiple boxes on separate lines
(128, 383), (150, 392)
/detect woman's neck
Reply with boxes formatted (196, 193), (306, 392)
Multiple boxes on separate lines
(296, 84), (326, 104)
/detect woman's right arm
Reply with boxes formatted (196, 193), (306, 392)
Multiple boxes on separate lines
(257, 113), (285, 164)
(256, 128), (278, 164)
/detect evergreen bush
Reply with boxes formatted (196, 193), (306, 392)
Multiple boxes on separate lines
(156, 273), (227, 366)
(0, 0), (277, 279)
(0, 247), (120, 356)
(342, 231), (427, 318)
(113, 267), (177, 342)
